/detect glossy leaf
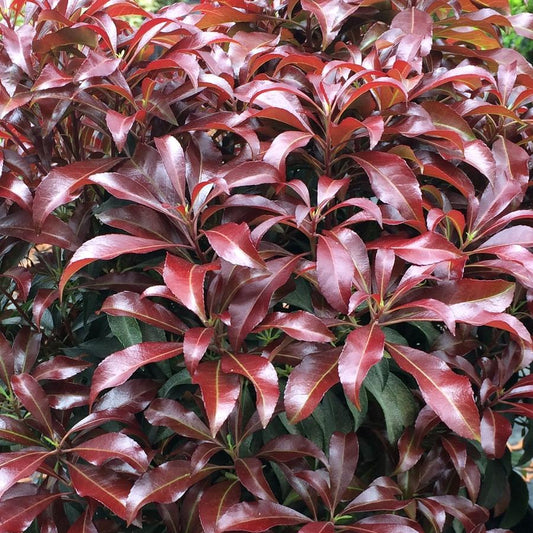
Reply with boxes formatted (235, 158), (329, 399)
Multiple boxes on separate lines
(388, 344), (480, 440)
(0, 415), (41, 446)
(221, 353), (278, 428)
(256, 311), (334, 343)
(285, 347), (341, 424)
(204, 222), (265, 269)
(0, 449), (50, 498)
(199, 480), (240, 533)
(192, 360), (241, 437)
(235, 457), (276, 502)
(480, 408), (512, 460)
(0, 493), (62, 533)
(339, 323), (384, 409)
(32, 355), (91, 381)
(217, 501), (311, 532)
(328, 432), (358, 508)
(89, 342), (183, 405)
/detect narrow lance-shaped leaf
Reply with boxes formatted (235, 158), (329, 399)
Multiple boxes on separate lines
(69, 462), (132, 521)
(0, 493), (62, 533)
(89, 342), (183, 405)
(217, 501), (311, 532)
(328, 432), (359, 509)
(258, 434), (329, 465)
(11, 374), (54, 437)
(60, 235), (177, 298)
(192, 360), (241, 437)
(480, 408), (512, 460)
(199, 480), (240, 533)
(163, 254), (220, 323)
(387, 343), (480, 440)
(221, 353), (278, 428)
(284, 347), (341, 424)
(0, 415), (41, 446)
(204, 222), (266, 269)
(0, 449), (51, 498)
(67, 433), (150, 473)
(339, 323), (385, 409)
(255, 311), (334, 343)
(235, 457), (276, 502)
(145, 398), (213, 441)
(183, 327), (214, 375)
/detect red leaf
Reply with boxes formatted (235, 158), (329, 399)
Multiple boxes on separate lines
(0, 449), (50, 498)
(199, 480), (240, 533)
(183, 327), (214, 375)
(0, 493), (62, 533)
(427, 495), (488, 533)
(235, 457), (276, 502)
(347, 514), (423, 533)
(285, 347), (340, 424)
(0, 332), (13, 386)
(69, 462), (132, 521)
(299, 523), (335, 533)
(32, 289), (59, 330)
(328, 432), (358, 508)
(89, 342), (183, 405)
(1, 266), (32, 301)
(204, 222), (265, 269)
(192, 360), (241, 437)
(33, 159), (119, 229)
(68, 433), (149, 473)
(60, 235), (176, 297)
(263, 131), (313, 178)
(228, 255), (301, 350)
(217, 501), (311, 532)
(0, 24), (35, 76)
(339, 323), (384, 409)
(352, 151), (424, 227)
(145, 398), (213, 441)
(256, 311), (334, 343)
(106, 110), (137, 152)
(11, 373), (54, 437)
(163, 254), (220, 322)
(221, 353), (279, 428)
(0, 415), (41, 446)
(32, 356), (91, 381)
(12, 327), (41, 375)
(369, 232), (465, 265)
(65, 408), (137, 440)
(66, 504), (98, 533)
(0, 173), (32, 211)
(258, 434), (328, 465)
(316, 233), (354, 313)
(442, 436), (480, 501)
(154, 135), (186, 204)
(100, 291), (186, 335)
(93, 379), (159, 413)
(387, 344), (480, 440)
(480, 408), (512, 460)
(126, 460), (193, 523)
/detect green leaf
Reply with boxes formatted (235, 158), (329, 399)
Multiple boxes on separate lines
(283, 278), (314, 313)
(478, 460), (508, 509)
(346, 389), (368, 432)
(108, 315), (142, 348)
(500, 471), (529, 528)
(365, 371), (418, 442)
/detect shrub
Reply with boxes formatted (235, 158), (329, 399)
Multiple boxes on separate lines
(1, 0), (533, 531)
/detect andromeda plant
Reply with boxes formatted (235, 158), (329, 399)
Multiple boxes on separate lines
(1, 0), (533, 531)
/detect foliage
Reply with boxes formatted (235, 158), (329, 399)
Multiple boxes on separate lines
(1, 0), (533, 531)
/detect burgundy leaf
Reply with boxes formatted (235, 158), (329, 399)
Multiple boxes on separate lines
(126, 460), (193, 523)
(228, 255), (302, 350)
(68, 433), (149, 473)
(0, 415), (41, 446)
(69, 462), (132, 521)
(89, 342), (183, 405)
(11, 373), (54, 437)
(328, 432), (358, 508)
(32, 289), (59, 330)
(316, 233), (354, 313)
(1, 266), (32, 301)
(154, 135), (186, 204)
(344, 478), (407, 514)
(352, 151), (424, 227)
(183, 327), (215, 375)
(100, 291), (186, 334)
(221, 353), (279, 428)
(284, 347), (341, 424)
(66, 504), (98, 533)
(346, 514), (423, 533)
(163, 254), (220, 322)
(32, 356), (91, 381)
(442, 436), (480, 501)
(235, 457), (276, 502)
(0, 173), (33, 211)
(0, 332), (13, 386)
(33, 159), (119, 229)
(255, 311), (334, 343)
(0, 449), (50, 498)
(106, 110), (137, 152)
(339, 323), (384, 409)
(65, 408), (137, 440)
(192, 360), (241, 437)
(145, 398), (213, 441)
(263, 131), (314, 178)
(299, 523), (335, 533)
(480, 408), (512, 460)
(217, 501), (311, 532)
(427, 495), (488, 533)
(199, 480), (240, 533)
(387, 344), (480, 440)
(0, 493), (62, 533)
(12, 327), (41, 375)
(204, 222), (265, 269)
(258, 435), (328, 466)
(93, 379), (159, 413)
(0, 24), (35, 76)
(60, 235), (176, 297)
